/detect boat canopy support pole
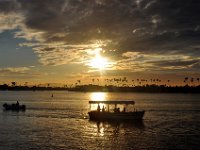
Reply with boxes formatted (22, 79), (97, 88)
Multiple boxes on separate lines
(115, 104), (117, 109)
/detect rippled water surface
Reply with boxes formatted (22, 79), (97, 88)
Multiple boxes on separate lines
(0, 91), (199, 150)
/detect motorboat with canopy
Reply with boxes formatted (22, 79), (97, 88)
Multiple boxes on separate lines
(88, 100), (145, 120)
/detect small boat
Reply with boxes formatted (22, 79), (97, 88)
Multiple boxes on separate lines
(2, 103), (26, 111)
(88, 100), (145, 120)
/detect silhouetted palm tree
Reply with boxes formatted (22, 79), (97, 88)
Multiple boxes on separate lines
(11, 82), (16, 87)
(191, 77), (194, 86)
(184, 77), (188, 83)
(197, 78), (199, 84)
(92, 78), (95, 84)
(167, 80), (170, 86)
(77, 80), (81, 85)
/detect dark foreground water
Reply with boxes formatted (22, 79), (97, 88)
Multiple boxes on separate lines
(0, 91), (199, 150)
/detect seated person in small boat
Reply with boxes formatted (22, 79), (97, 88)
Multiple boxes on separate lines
(16, 101), (19, 107)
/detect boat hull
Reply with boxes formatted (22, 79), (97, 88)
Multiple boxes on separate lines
(2, 103), (26, 111)
(88, 111), (145, 120)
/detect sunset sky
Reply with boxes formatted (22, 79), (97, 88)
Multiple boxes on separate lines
(0, 0), (200, 86)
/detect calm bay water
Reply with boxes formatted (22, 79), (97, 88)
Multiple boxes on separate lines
(0, 91), (199, 150)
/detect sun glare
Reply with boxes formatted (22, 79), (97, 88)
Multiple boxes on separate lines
(89, 48), (109, 70)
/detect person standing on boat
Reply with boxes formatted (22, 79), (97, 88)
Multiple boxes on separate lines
(97, 104), (100, 112)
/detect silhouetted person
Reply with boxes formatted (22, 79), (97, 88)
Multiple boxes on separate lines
(102, 105), (105, 112)
(14, 101), (19, 109)
(97, 104), (100, 112)
(16, 101), (19, 107)
(123, 107), (126, 112)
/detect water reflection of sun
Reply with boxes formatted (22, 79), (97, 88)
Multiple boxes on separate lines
(97, 122), (105, 136)
(90, 92), (106, 101)
(90, 92), (107, 110)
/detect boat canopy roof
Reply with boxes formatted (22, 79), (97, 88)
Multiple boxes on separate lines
(89, 100), (135, 105)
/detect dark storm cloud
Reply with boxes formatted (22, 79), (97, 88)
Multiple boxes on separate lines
(190, 61), (200, 69)
(113, 0), (200, 54)
(3, 0), (194, 51)
(14, 0), (199, 53)
(1, 0), (200, 68)
(0, 0), (18, 13)
(16, 0), (138, 44)
(150, 60), (200, 67)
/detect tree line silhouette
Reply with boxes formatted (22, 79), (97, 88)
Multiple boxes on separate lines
(0, 77), (200, 93)
(74, 77), (200, 87)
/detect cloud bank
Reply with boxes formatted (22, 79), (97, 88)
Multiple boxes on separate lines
(0, 0), (200, 74)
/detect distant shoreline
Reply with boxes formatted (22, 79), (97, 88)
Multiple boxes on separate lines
(0, 84), (200, 93)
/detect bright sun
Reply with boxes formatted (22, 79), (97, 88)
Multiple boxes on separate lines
(89, 48), (109, 70)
